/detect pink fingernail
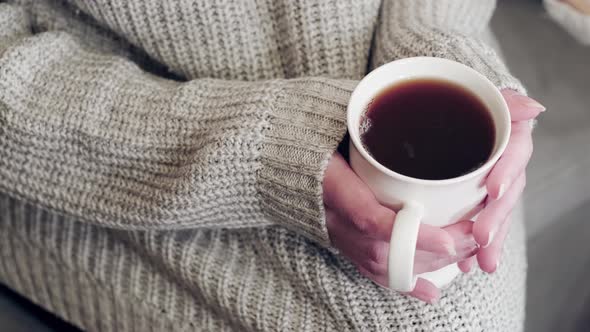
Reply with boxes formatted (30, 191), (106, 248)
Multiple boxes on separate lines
(515, 95), (546, 112)
(460, 260), (472, 273)
(484, 229), (496, 248)
(525, 99), (546, 112)
(497, 183), (506, 200)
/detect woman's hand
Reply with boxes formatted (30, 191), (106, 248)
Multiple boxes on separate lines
(324, 153), (478, 303)
(462, 90), (545, 274)
(323, 90), (543, 302)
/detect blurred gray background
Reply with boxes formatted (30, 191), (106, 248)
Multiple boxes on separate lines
(492, 1), (590, 332)
(1, 0), (589, 331)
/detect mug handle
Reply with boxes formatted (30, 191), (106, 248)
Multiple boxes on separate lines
(388, 201), (424, 292)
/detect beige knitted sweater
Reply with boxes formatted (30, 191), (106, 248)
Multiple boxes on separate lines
(0, 0), (527, 331)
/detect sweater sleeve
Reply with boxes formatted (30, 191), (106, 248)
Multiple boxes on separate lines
(0, 3), (355, 247)
(372, 0), (526, 94)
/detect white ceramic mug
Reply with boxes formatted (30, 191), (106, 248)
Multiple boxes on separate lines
(347, 57), (511, 292)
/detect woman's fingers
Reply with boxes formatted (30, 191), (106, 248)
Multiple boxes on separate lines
(323, 153), (394, 240)
(356, 264), (389, 288)
(358, 253), (462, 304)
(416, 223), (456, 255)
(487, 122), (532, 200)
(415, 221), (477, 274)
(472, 90), (540, 273)
(487, 90), (540, 200)
(474, 173), (526, 248)
(501, 90), (546, 121)
(441, 220), (477, 253)
(406, 278), (440, 304)
(414, 246), (477, 275)
(325, 151), (479, 302)
(458, 256), (475, 273)
(447, 222), (477, 273)
(324, 152), (464, 257)
(416, 220), (477, 260)
(358, 266), (441, 304)
(329, 207), (476, 285)
(477, 213), (513, 273)
(327, 208), (390, 276)
(330, 212), (466, 278)
(327, 209), (381, 271)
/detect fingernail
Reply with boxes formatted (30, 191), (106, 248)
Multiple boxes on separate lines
(444, 242), (457, 256)
(519, 96), (546, 112)
(460, 261), (472, 273)
(497, 183), (506, 200)
(484, 229), (496, 248)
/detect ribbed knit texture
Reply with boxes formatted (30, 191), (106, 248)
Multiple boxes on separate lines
(0, 0), (526, 331)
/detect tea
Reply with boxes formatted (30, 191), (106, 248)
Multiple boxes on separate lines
(360, 79), (495, 180)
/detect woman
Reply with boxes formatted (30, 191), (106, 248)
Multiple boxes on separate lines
(0, 0), (543, 331)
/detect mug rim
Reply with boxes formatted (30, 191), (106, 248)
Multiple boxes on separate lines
(347, 57), (511, 186)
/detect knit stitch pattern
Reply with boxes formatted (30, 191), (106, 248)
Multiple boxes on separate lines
(0, 0), (526, 331)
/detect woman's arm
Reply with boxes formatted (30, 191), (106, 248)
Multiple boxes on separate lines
(0, 3), (354, 247)
(372, 0), (525, 93)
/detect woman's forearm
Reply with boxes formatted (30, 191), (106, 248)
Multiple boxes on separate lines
(0, 3), (354, 247)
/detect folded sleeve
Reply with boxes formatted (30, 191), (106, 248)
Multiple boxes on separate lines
(372, 0), (525, 94)
(0, 3), (355, 247)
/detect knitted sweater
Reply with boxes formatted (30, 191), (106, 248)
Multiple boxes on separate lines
(0, 0), (527, 331)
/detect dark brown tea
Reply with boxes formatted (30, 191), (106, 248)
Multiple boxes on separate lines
(360, 79), (495, 180)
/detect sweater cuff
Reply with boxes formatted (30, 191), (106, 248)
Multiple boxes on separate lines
(451, 38), (527, 95)
(258, 78), (356, 247)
